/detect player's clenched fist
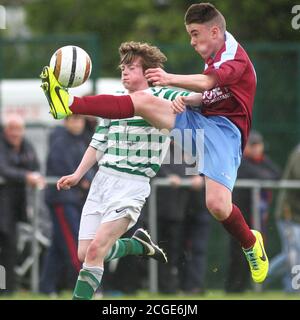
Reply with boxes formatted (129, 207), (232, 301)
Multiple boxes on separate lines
(57, 174), (81, 190)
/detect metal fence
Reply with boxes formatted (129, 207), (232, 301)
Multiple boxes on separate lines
(1, 177), (300, 293)
(148, 178), (300, 293)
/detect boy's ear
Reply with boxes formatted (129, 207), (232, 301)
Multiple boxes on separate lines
(210, 25), (221, 39)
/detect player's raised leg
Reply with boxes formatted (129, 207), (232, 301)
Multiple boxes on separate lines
(130, 90), (176, 130)
(40, 66), (176, 130)
(205, 177), (269, 283)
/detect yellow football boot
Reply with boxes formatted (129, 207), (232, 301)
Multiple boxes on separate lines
(40, 66), (72, 119)
(243, 230), (269, 283)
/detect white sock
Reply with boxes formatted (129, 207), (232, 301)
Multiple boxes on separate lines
(82, 263), (104, 283)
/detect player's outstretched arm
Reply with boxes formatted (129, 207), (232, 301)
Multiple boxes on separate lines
(145, 68), (217, 92)
(57, 146), (98, 190)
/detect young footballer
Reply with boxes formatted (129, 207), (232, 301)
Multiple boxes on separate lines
(56, 42), (194, 299)
(41, 3), (269, 284)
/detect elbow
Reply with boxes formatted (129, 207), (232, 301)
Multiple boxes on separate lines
(201, 79), (216, 91)
(199, 74), (218, 92)
(193, 82), (212, 92)
(206, 82), (215, 91)
(199, 82), (212, 92)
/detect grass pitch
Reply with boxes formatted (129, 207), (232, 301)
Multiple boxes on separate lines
(0, 290), (299, 300)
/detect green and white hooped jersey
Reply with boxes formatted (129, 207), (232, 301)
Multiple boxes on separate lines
(90, 87), (191, 179)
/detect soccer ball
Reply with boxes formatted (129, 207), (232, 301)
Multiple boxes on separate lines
(49, 45), (92, 88)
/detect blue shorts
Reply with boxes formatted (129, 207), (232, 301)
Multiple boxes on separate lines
(174, 109), (242, 191)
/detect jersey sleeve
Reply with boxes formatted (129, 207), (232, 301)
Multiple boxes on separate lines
(205, 56), (248, 87)
(90, 118), (111, 152)
(151, 87), (192, 101)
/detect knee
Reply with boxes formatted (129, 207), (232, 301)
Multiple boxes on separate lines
(206, 196), (231, 221)
(86, 241), (101, 262)
(131, 90), (150, 102)
(130, 91), (155, 114)
(85, 240), (107, 262)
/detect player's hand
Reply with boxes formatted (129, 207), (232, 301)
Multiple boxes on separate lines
(145, 68), (172, 86)
(171, 93), (203, 114)
(57, 173), (81, 190)
(171, 96), (187, 114)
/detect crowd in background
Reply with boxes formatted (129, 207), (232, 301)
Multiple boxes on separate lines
(1, 115), (300, 296)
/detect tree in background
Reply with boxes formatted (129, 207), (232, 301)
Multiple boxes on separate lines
(21, 0), (300, 168)
(24, 0), (299, 76)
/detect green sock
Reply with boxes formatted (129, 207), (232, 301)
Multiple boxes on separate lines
(72, 264), (103, 300)
(105, 238), (144, 262)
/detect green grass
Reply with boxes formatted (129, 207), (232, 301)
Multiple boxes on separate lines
(1, 290), (299, 300)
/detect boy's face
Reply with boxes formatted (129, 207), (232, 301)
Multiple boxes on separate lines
(120, 57), (148, 92)
(186, 23), (219, 60)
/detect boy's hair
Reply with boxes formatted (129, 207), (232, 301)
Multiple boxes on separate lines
(184, 2), (226, 31)
(119, 41), (167, 71)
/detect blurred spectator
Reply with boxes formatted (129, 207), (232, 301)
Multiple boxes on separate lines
(0, 114), (44, 294)
(156, 141), (210, 294)
(225, 131), (281, 293)
(48, 116), (97, 147)
(268, 144), (300, 292)
(40, 115), (96, 295)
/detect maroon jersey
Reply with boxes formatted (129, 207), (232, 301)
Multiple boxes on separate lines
(201, 32), (256, 150)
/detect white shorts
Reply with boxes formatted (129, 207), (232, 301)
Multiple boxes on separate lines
(78, 166), (151, 240)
